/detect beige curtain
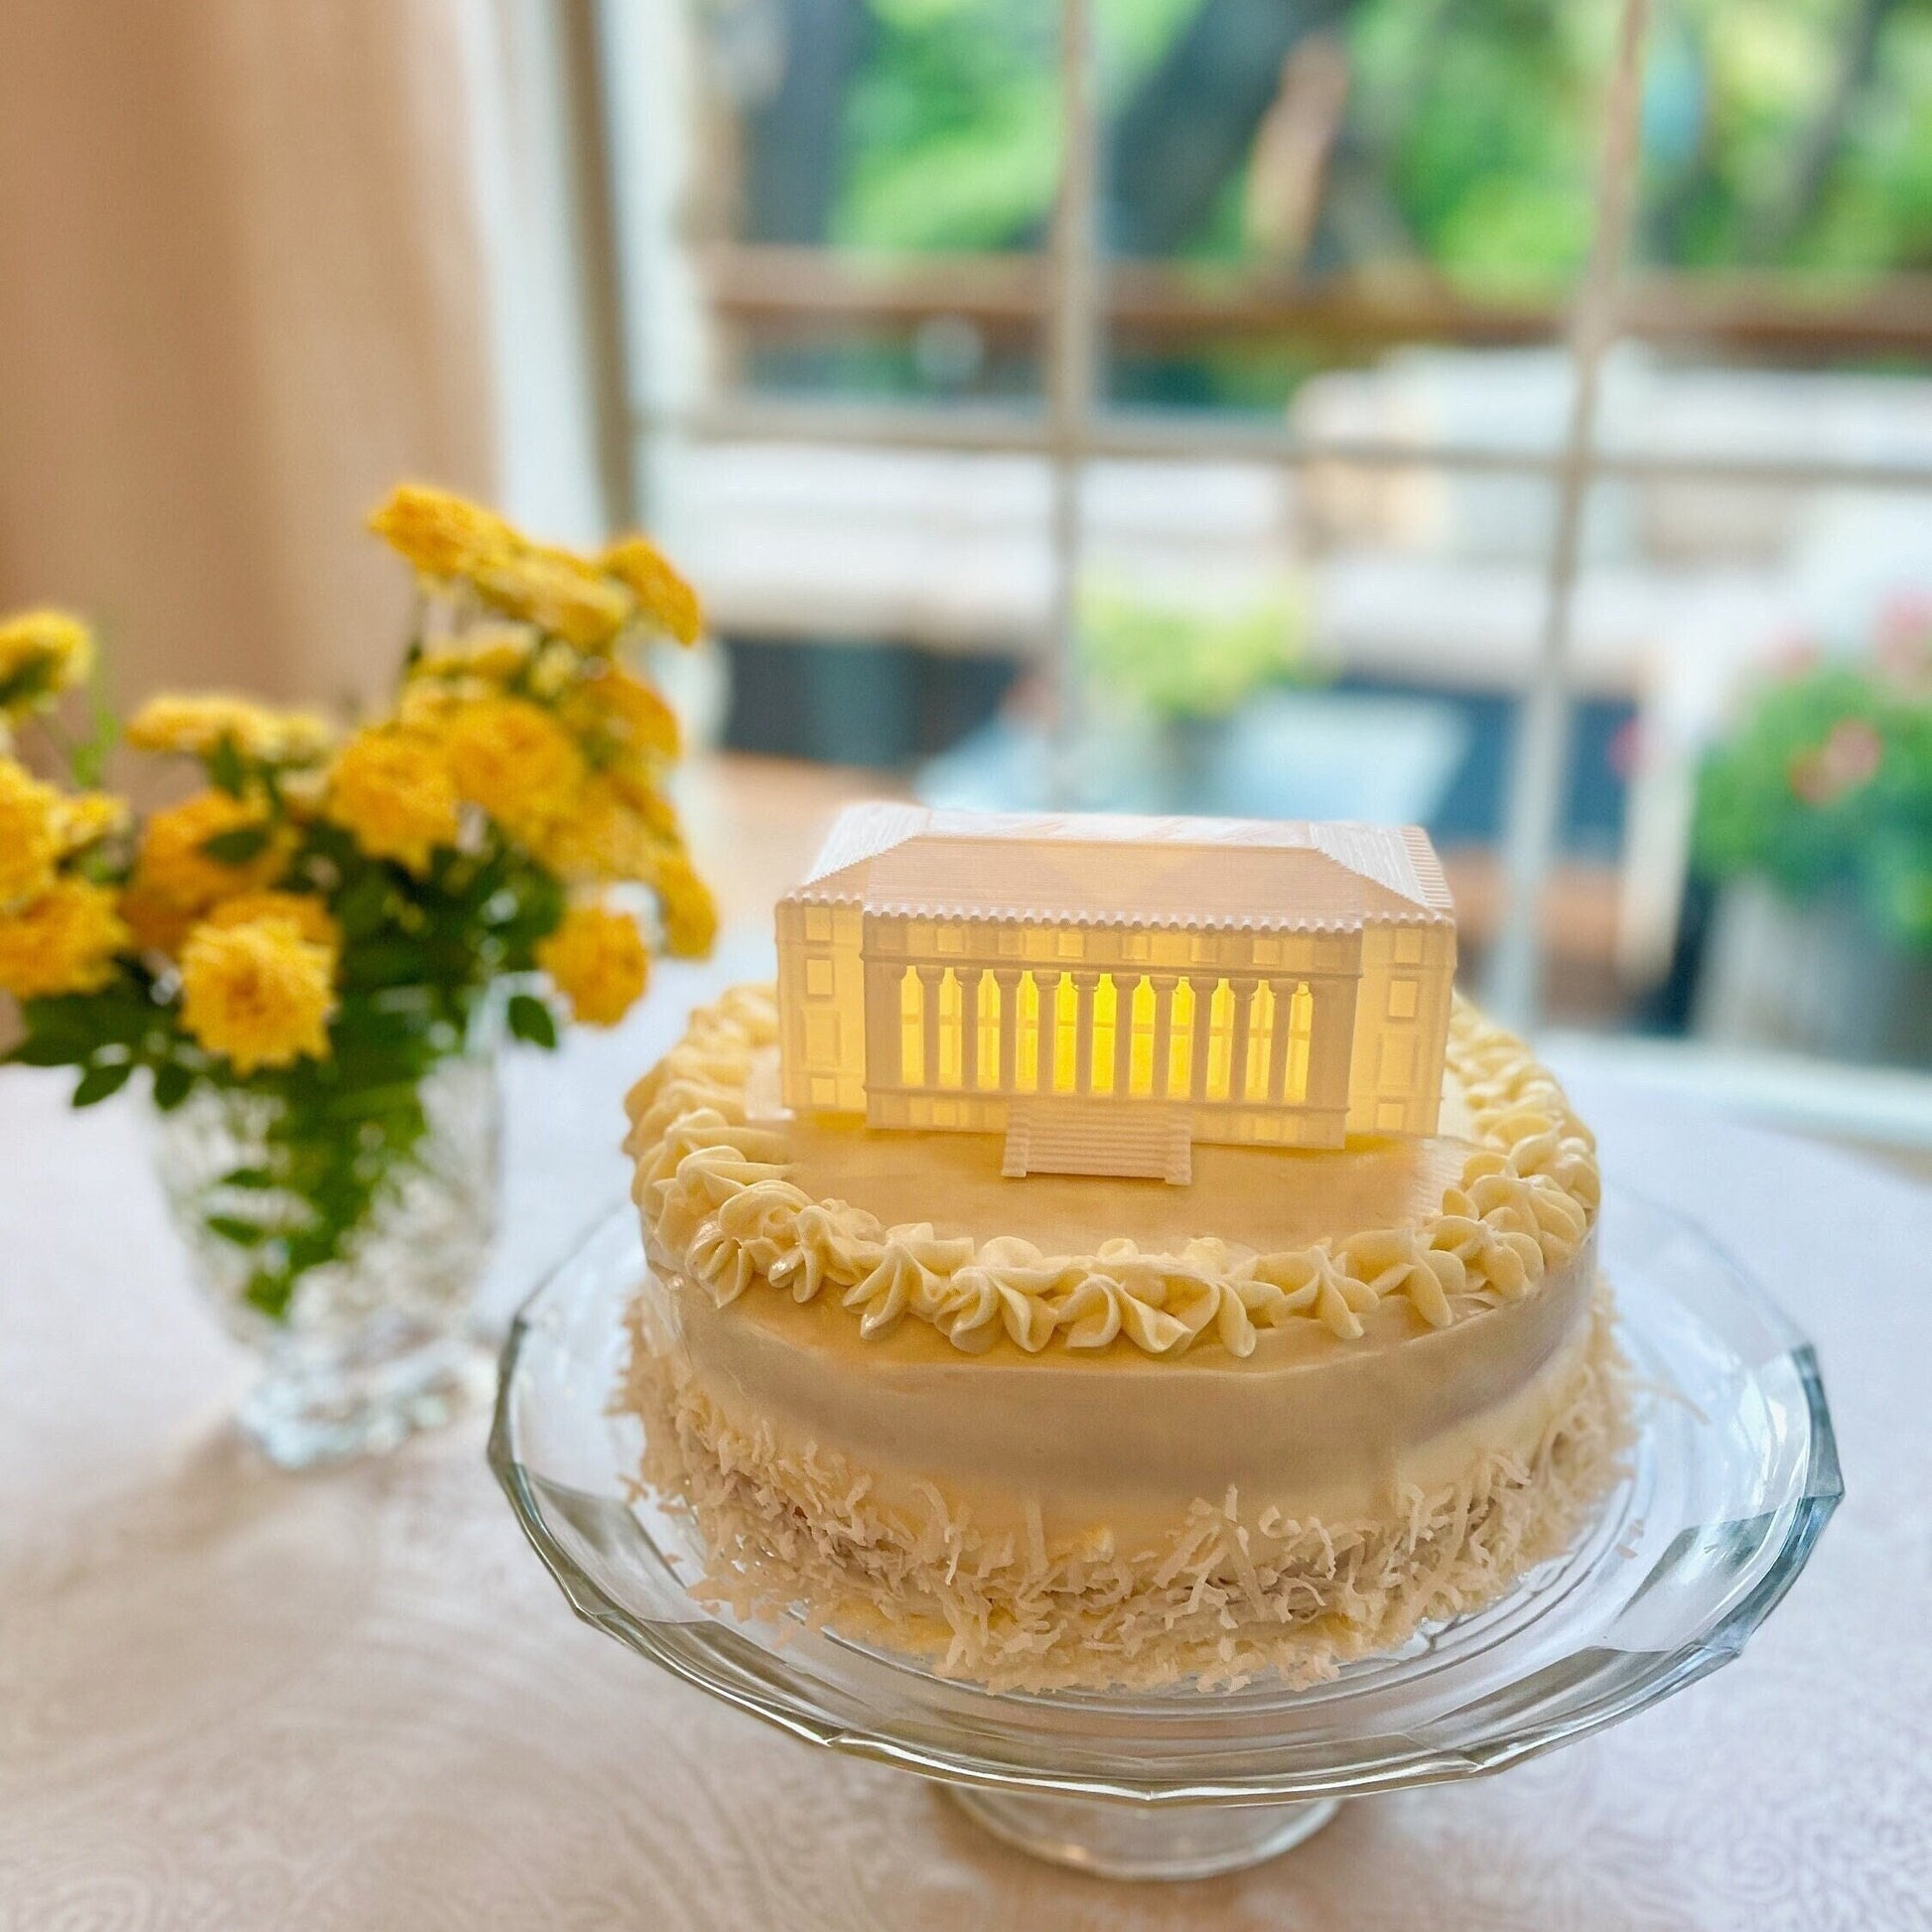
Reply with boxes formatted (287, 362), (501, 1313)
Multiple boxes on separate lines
(0, 0), (499, 724)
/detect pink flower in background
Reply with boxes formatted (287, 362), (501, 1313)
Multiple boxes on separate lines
(1788, 718), (1884, 807)
(1872, 595), (1932, 695)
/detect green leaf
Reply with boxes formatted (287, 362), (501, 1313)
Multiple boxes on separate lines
(334, 869), (392, 940)
(152, 1062), (194, 1111)
(202, 823), (272, 865)
(5, 1035), (87, 1069)
(220, 1165), (278, 1190)
(506, 992), (559, 1049)
(243, 1271), (297, 1319)
(206, 1213), (270, 1248)
(207, 734), (247, 797)
(71, 1061), (135, 1108)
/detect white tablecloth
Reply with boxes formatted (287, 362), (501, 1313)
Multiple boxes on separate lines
(3, 961), (1928, 1931)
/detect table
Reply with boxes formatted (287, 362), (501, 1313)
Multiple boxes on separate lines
(3, 961), (1927, 1931)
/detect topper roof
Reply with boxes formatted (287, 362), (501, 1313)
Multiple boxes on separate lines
(788, 804), (1453, 933)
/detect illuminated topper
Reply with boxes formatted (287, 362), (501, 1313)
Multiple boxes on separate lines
(775, 806), (1455, 1183)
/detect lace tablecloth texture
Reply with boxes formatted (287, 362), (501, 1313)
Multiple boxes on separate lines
(2, 956), (1927, 1931)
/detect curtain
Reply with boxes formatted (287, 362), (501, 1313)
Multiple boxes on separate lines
(0, 0), (501, 723)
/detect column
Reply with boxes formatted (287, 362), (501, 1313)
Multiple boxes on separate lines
(1266, 978), (1297, 1103)
(1189, 976), (1216, 1101)
(959, 967), (984, 1090)
(1071, 972), (1099, 1093)
(1150, 975), (1177, 1099)
(865, 959), (901, 1091)
(1034, 970), (1061, 1092)
(917, 964), (945, 1089)
(1228, 976), (1258, 1105)
(1309, 975), (1360, 1109)
(1111, 975), (1137, 1097)
(994, 969), (1022, 1092)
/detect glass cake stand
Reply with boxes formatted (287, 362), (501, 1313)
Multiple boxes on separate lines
(487, 1186), (1840, 1882)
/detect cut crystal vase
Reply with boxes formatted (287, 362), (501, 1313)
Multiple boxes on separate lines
(152, 1038), (501, 1468)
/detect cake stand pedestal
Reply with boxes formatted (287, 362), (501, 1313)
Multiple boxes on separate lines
(490, 1190), (1838, 1883)
(946, 1787), (1341, 1879)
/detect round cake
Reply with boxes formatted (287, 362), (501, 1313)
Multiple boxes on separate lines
(618, 982), (1625, 1694)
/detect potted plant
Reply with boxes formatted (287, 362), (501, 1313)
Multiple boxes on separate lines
(1691, 601), (1932, 1065)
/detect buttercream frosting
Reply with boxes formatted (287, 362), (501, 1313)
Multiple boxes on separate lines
(622, 984), (1600, 1358)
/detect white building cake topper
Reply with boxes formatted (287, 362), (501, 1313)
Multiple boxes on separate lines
(776, 805), (1456, 1184)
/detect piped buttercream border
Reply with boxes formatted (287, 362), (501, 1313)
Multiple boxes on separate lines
(621, 985), (1599, 1359)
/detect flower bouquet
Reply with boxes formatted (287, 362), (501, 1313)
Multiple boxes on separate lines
(0, 487), (717, 1463)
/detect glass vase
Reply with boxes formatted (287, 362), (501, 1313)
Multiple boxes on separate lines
(152, 1039), (501, 1468)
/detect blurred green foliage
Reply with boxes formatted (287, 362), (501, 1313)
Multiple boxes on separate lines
(1078, 575), (1310, 721)
(830, 0), (1931, 285)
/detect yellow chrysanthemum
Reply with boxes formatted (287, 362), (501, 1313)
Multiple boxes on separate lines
(412, 625), (533, 686)
(119, 881), (198, 957)
(393, 676), (483, 738)
(50, 790), (130, 856)
(204, 890), (341, 956)
(608, 764), (684, 839)
(0, 609), (95, 712)
(535, 902), (650, 1028)
(652, 852), (719, 959)
(600, 535), (702, 645)
(125, 693), (333, 766)
(566, 666), (680, 761)
(535, 775), (663, 883)
(367, 483), (516, 578)
(324, 727), (461, 872)
(0, 879), (128, 999)
(0, 759), (61, 909)
(471, 548), (631, 651)
(443, 697), (587, 843)
(134, 791), (286, 914)
(179, 916), (336, 1076)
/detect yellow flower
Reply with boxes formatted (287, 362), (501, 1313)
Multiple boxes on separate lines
(0, 879), (128, 998)
(412, 625), (532, 686)
(204, 891), (341, 956)
(610, 768), (686, 842)
(652, 852), (719, 959)
(368, 483), (516, 578)
(0, 759), (61, 909)
(50, 791), (130, 856)
(535, 775), (661, 883)
(600, 535), (703, 644)
(179, 916), (336, 1076)
(134, 791), (287, 914)
(119, 881), (198, 957)
(393, 676), (481, 738)
(125, 694), (333, 766)
(566, 666), (680, 760)
(324, 727), (461, 872)
(535, 902), (650, 1028)
(443, 697), (587, 843)
(472, 548), (631, 651)
(0, 609), (95, 712)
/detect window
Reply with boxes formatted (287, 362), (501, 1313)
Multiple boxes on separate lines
(589, 0), (1932, 1063)
(1387, 977), (1419, 1020)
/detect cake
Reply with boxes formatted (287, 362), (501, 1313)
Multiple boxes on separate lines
(619, 808), (1625, 1692)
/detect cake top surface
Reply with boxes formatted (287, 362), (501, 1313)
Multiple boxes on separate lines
(789, 803), (1454, 931)
(623, 984), (1599, 1363)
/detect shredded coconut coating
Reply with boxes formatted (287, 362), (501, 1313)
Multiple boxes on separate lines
(622, 983), (1602, 1359)
(619, 1286), (1629, 1694)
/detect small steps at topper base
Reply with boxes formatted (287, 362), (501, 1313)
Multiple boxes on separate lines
(1002, 1100), (1193, 1185)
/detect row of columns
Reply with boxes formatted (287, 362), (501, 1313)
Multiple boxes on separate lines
(900, 966), (1319, 1107)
